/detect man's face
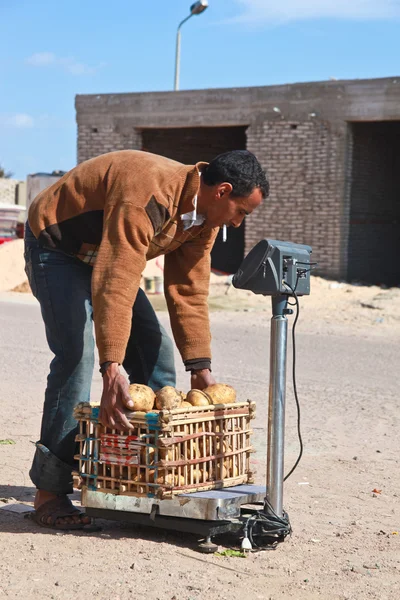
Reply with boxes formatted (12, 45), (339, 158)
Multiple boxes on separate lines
(204, 184), (263, 229)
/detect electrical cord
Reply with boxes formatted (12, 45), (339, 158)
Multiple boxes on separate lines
(282, 281), (303, 481)
(286, 262), (318, 304)
(242, 500), (292, 551)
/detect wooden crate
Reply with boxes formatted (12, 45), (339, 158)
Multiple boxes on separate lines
(73, 401), (256, 499)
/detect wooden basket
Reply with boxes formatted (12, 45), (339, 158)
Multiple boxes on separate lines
(73, 401), (256, 499)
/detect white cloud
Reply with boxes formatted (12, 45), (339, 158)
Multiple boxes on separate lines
(232, 0), (400, 23)
(0, 114), (35, 128)
(25, 52), (106, 75)
(26, 52), (56, 66)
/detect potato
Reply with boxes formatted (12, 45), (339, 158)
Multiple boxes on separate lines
(132, 472), (147, 494)
(193, 469), (208, 483)
(191, 443), (202, 459)
(72, 474), (83, 490)
(128, 384), (155, 412)
(174, 474), (185, 487)
(186, 389), (211, 407)
(197, 431), (214, 456)
(204, 384), (236, 405)
(155, 386), (184, 410)
(159, 447), (174, 461)
(220, 440), (232, 454)
(181, 401), (192, 409)
(223, 459), (240, 479)
(210, 465), (228, 480)
(153, 472), (185, 486)
(132, 471), (146, 483)
(140, 445), (155, 465)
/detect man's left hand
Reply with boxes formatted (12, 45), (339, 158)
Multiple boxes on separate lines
(191, 368), (216, 390)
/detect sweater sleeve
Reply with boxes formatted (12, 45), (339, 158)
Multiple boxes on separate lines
(163, 226), (219, 363)
(91, 202), (154, 364)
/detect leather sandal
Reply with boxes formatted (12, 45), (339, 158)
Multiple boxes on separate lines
(29, 495), (91, 530)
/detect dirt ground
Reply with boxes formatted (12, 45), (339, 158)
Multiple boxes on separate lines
(0, 261), (399, 599)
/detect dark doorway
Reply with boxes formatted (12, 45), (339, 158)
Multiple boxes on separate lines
(348, 122), (400, 286)
(141, 126), (248, 273)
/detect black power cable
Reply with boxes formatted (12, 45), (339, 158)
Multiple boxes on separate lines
(243, 500), (292, 551)
(282, 281), (303, 482)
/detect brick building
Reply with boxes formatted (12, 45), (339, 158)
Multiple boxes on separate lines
(76, 77), (400, 285)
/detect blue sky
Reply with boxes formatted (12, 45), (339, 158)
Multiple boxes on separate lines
(1, 0), (399, 180)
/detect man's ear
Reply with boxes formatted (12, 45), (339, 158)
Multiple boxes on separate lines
(217, 182), (233, 198)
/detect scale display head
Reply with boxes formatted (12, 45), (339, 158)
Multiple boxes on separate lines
(232, 239), (312, 296)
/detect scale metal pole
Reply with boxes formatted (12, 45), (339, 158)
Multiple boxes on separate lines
(265, 294), (288, 517)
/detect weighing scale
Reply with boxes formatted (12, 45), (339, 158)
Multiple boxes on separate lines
(83, 239), (312, 552)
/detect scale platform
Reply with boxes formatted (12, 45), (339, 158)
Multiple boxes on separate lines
(83, 484), (266, 549)
(83, 484), (266, 521)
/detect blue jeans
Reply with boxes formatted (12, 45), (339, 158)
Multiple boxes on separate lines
(24, 223), (175, 495)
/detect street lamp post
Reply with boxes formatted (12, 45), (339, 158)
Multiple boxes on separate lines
(174, 1), (208, 91)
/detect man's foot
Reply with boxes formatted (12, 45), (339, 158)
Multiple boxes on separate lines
(34, 490), (91, 528)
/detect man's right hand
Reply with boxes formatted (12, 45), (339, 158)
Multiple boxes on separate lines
(191, 368), (216, 391)
(99, 363), (134, 430)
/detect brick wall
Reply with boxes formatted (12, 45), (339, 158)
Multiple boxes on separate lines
(76, 117), (348, 279)
(246, 120), (347, 279)
(78, 124), (142, 163)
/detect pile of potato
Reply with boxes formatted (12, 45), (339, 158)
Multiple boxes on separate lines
(127, 383), (236, 412)
(121, 437), (239, 487)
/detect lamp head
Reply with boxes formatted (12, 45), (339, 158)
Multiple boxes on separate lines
(190, 1), (208, 15)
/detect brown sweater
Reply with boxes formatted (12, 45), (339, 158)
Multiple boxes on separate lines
(28, 150), (219, 365)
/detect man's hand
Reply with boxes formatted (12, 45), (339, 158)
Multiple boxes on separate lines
(191, 368), (216, 391)
(99, 363), (134, 430)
